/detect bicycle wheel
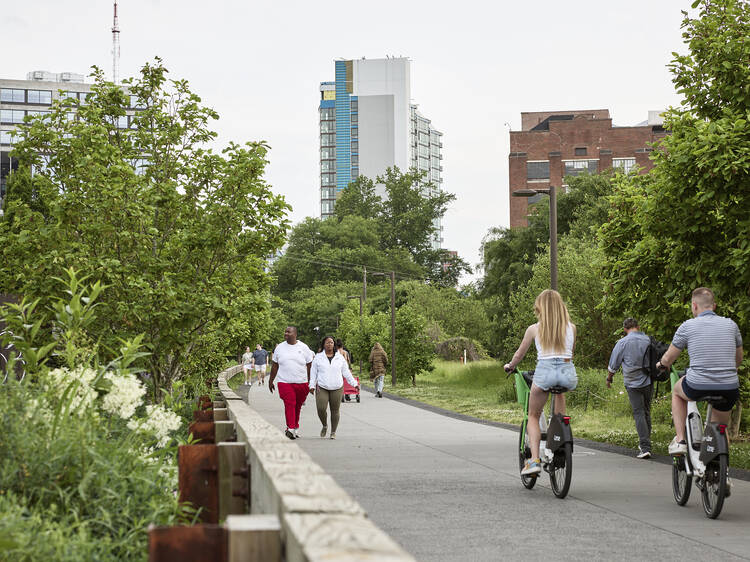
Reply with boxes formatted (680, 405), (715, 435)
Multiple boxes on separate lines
(549, 443), (572, 498)
(672, 455), (691, 505)
(518, 427), (537, 489)
(701, 455), (728, 519)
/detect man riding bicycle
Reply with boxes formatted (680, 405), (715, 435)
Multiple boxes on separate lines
(656, 288), (743, 455)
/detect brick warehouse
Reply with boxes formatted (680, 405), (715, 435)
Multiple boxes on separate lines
(509, 109), (668, 227)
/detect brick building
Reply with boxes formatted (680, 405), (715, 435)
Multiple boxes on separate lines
(509, 109), (667, 227)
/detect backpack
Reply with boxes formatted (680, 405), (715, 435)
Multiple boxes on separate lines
(642, 336), (669, 382)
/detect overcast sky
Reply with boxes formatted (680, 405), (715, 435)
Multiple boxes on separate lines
(2, 1), (692, 281)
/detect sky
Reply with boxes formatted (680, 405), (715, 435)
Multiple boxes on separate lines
(2, 1), (692, 281)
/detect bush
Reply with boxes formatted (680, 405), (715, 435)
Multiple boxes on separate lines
(435, 337), (489, 362)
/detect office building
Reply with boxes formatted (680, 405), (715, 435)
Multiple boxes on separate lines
(319, 57), (444, 249)
(508, 109), (667, 227)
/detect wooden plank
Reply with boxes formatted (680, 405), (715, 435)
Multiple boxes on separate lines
(214, 420), (236, 443)
(226, 515), (281, 562)
(218, 442), (248, 520)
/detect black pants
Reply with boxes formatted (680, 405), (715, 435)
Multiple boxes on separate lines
(626, 384), (653, 452)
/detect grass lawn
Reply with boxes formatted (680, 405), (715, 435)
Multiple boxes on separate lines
(386, 360), (750, 470)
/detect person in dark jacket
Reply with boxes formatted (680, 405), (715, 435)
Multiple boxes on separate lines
(369, 342), (388, 398)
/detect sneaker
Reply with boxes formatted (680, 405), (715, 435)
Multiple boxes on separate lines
(636, 449), (652, 459)
(330, 432), (336, 439)
(284, 429), (295, 440)
(293, 428), (300, 439)
(320, 426), (327, 438)
(521, 458), (541, 476)
(668, 437), (688, 455)
(377, 391), (382, 398)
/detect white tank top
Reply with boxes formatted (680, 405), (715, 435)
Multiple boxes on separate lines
(534, 322), (574, 359)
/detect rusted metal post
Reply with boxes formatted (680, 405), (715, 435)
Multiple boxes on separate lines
(188, 421), (216, 444)
(218, 443), (248, 520)
(178, 445), (220, 524)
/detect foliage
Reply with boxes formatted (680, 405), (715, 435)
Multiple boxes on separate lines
(0, 274), (193, 561)
(333, 175), (383, 220)
(0, 60), (289, 397)
(498, 237), (619, 367)
(435, 337), (489, 362)
(338, 300), (434, 384)
(599, 0), (750, 411)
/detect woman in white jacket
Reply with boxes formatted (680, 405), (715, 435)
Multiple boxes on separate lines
(309, 336), (359, 439)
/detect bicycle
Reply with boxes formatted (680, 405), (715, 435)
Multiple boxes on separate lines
(508, 367), (573, 498)
(669, 368), (731, 519)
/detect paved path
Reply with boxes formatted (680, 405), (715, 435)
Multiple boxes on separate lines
(246, 383), (750, 561)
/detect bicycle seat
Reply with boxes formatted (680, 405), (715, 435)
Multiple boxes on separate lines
(699, 395), (726, 406)
(548, 386), (568, 394)
(522, 371), (535, 386)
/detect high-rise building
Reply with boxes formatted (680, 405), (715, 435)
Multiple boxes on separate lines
(0, 71), (137, 208)
(319, 57), (444, 249)
(508, 109), (667, 227)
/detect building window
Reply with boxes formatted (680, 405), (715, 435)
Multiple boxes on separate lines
(351, 168), (359, 179)
(0, 109), (25, 124)
(350, 113), (358, 124)
(351, 127), (358, 139)
(130, 94), (145, 109)
(321, 173), (336, 186)
(419, 132), (429, 145)
(60, 91), (79, 103)
(321, 200), (334, 215)
(350, 100), (358, 112)
(574, 147), (587, 156)
(431, 168), (440, 181)
(563, 159), (598, 177)
(321, 160), (335, 172)
(320, 121), (335, 133)
(320, 147), (335, 159)
(320, 107), (335, 120)
(351, 155), (359, 165)
(0, 130), (14, 145)
(418, 157), (430, 170)
(321, 187), (335, 199)
(418, 145), (429, 157)
(351, 140), (358, 153)
(321, 133), (336, 147)
(27, 90), (52, 104)
(0, 89), (25, 103)
(526, 161), (550, 180)
(613, 157), (636, 174)
(430, 145), (440, 157)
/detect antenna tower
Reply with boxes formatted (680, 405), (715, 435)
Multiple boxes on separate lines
(112, 1), (121, 84)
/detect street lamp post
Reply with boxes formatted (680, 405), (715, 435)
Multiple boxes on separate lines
(512, 185), (558, 291)
(346, 295), (364, 375)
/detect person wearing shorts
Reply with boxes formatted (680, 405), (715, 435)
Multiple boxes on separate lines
(252, 344), (269, 385)
(657, 287), (743, 455)
(241, 346), (253, 385)
(504, 289), (577, 476)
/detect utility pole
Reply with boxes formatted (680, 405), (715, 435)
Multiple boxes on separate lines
(363, 266), (367, 303)
(390, 271), (396, 387)
(112, 1), (121, 84)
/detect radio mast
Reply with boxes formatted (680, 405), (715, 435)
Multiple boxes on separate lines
(112, 1), (121, 84)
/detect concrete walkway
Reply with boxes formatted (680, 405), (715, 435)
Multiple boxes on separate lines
(245, 383), (750, 561)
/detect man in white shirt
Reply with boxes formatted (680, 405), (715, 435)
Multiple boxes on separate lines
(268, 326), (314, 439)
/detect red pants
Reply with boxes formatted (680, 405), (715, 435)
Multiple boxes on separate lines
(277, 382), (308, 429)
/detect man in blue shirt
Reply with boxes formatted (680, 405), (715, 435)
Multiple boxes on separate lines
(607, 318), (653, 459)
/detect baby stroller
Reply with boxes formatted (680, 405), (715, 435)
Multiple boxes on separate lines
(342, 376), (360, 403)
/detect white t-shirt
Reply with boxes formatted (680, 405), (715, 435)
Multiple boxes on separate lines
(272, 341), (314, 384)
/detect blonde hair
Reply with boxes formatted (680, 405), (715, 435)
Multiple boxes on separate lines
(534, 289), (570, 353)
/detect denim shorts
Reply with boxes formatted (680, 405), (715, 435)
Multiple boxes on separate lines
(533, 358), (578, 391)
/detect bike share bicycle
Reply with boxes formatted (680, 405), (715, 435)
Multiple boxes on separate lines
(508, 367), (574, 498)
(669, 367), (731, 519)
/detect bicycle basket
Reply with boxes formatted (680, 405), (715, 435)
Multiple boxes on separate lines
(514, 371), (530, 405)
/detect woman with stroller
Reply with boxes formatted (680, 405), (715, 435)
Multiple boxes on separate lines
(310, 336), (359, 439)
(503, 289), (578, 476)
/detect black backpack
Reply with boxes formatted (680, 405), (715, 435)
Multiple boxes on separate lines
(642, 336), (669, 382)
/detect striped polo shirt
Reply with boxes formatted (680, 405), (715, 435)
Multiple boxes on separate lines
(671, 310), (742, 390)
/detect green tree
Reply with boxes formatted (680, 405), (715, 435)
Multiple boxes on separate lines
(333, 175), (383, 220)
(600, 0), (750, 432)
(0, 61), (289, 395)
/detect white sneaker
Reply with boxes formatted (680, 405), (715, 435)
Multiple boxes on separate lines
(293, 428), (300, 439)
(636, 449), (651, 459)
(668, 437), (688, 455)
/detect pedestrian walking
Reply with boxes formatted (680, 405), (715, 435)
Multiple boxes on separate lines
(607, 318), (654, 459)
(268, 326), (314, 440)
(241, 346), (253, 385)
(503, 289), (578, 476)
(252, 344), (269, 386)
(369, 342), (388, 398)
(310, 336), (359, 439)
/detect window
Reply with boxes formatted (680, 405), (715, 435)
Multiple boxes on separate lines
(419, 132), (429, 145)
(130, 94), (145, 109)
(350, 100), (358, 112)
(60, 91), (79, 103)
(321, 200), (334, 215)
(351, 155), (359, 165)
(351, 168), (359, 179)
(321, 133), (336, 147)
(1, 109), (25, 124)
(321, 173), (336, 186)
(321, 160), (335, 172)
(574, 147), (587, 156)
(430, 144), (440, 157)
(431, 168), (440, 181)
(27, 90), (52, 104)
(320, 107), (335, 120)
(350, 140), (358, 153)
(320, 121), (334, 133)
(0, 130), (14, 145)
(80, 92), (96, 106)
(563, 159), (598, 177)
(350, 127), (358, 139)
(350, 113), (358, 124)
(613, 157), (636, 174)
(0, 89), (25, 103)
(418, 157), (430, 170)
(527, 161), (550, 180)
(418, 145), (429, 157)
(320, 147), (335, 159)
(321, 187), (335, 199)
